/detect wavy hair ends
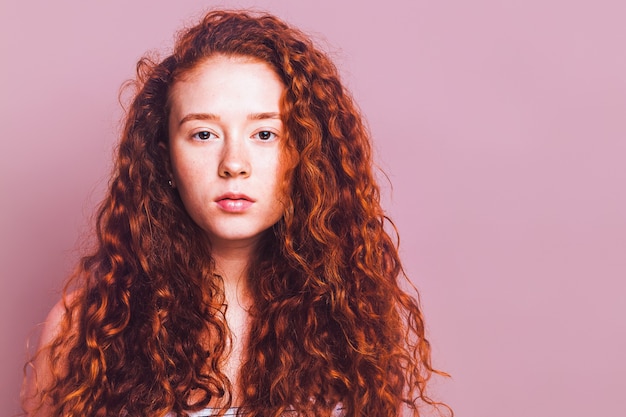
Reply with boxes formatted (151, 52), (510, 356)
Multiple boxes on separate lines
(22, 9), (451, 417)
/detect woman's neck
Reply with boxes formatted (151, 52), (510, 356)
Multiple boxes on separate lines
(210, 238), (258, 300)
(210, 242), (256, 406)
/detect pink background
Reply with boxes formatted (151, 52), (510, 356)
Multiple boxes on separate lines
(2, 0), (625, 415)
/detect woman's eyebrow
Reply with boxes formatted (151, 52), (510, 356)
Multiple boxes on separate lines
(179, 113), (219, 126)
(248, 112), (281, 120)
(178, 112), (281, 126)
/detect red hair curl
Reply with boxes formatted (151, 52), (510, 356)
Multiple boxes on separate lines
(23, 10), (451, 417)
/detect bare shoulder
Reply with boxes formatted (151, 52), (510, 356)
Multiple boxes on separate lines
(38, 291), (80, 348)
(23, 291), (80, 415)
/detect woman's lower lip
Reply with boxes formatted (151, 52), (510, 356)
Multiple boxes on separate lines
(216, 199), (253, 212)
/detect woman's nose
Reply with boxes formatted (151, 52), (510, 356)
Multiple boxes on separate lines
(218, 140), (250, 178)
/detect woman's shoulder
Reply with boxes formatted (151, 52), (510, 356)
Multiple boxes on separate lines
(22, 291), (81, 414)
(39, 290), (80, 347)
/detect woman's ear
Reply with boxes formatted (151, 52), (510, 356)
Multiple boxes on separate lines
(159, 142), (176, 188)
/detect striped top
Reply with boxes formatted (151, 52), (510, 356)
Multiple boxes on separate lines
(167, 403), (345, 416)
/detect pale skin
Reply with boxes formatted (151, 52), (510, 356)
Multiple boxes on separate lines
(26, 55), (288, 412)
(167, 55), (287, 404)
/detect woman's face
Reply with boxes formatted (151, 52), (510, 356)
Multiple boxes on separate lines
(167, 55), (287, 250)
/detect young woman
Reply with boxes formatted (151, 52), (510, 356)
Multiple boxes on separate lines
(23, 10), (449, 417)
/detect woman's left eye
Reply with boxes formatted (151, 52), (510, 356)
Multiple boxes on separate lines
(254, 131), (277, 141)
(192, 131), (215, 141)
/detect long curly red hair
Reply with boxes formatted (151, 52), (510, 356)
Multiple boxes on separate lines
(23, 10), (450, 417)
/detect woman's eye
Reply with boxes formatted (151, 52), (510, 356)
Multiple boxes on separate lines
(254, 131), (276, 141)
(192, 131), (215, 141)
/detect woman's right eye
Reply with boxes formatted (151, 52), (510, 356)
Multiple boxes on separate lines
(192, 131), (215, 141)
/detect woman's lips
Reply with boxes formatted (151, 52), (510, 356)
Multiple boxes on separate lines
(215, 194), (254, 212)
